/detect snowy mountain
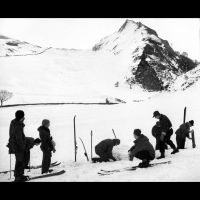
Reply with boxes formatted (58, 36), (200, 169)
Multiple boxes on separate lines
(0, 34), (48, 56)
(93, 20), (197, 91)
(0, 20), (199, 105)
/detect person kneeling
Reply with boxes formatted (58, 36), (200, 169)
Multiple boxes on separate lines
(128, 129), (155, 168)
(92, 139), (120, 163)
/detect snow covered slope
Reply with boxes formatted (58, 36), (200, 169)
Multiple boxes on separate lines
(0, 34), (48, 56)
(0, 20), (198, 106)
(0, 82), (200, 181)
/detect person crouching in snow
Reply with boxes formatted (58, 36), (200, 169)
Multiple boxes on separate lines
(128, 129), (155, 168)
(38, 119), (56, 174)
(24, 137), (41, 169)
(92, 139), (120, 162)
(175, 120), (194, 149)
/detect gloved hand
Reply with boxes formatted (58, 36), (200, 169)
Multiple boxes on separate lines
(160, 134), (165, 141)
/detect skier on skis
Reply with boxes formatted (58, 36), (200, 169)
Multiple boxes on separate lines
(7, 110), (29, 182)
(175, 120), (194, 149)
(153, 111), (179, 159)
(93, 139), (120, 162)
(128, 129), (155, 168)
(38, 119), (55, 174)
(24, 137), (41, 169)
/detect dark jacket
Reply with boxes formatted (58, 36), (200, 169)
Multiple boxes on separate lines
(129, 134), (155, 160)
(38, 126), (53, 152)
(25, 137), (35, 151)
(8, 119), (26, 153)
(152, 125), (162, 139)
(159, 114), (172, 133)
(95, 139), (115, 159)
(175, 122), (190, 138)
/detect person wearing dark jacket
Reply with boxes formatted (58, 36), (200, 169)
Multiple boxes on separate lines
(93, 139), (120, 162)
(153, 111), (179, 159)
(7, 110), (28, 182)
(175, 120), (194, 149)
(128, 129), (155, 168)
(24, 137), (41, 169)
(38, 119), (55, 174)
(152, 122), (168, 150)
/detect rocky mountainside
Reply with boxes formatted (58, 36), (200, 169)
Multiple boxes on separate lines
(93, 20), (197, 91)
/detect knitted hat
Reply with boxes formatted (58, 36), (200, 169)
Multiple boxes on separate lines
(42, 119), (50, 126)
(15, 110), (25, 121)
(133, 129), (141, 136)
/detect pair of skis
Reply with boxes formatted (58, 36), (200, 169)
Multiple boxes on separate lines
(73, 115), (118, 162)
(74, 115), (90, 162)
(98, 161), (171, 176)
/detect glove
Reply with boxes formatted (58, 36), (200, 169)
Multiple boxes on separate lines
(160, 135), (165, 141)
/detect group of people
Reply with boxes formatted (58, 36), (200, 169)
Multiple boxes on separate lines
(92, 110), (194, 168)
(7, 110), (56, 182)
(7, 109), (194, 181)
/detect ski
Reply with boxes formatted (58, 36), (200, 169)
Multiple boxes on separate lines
(12, 170), (66, 182)
(74, 115), (77, 162)
(191, 130), (196, 148)
(28, 170), (65, 181)
(98, 161), (171, 176)
(0, 161), (59, 174)
(79, 137), (89, 161)
(30, 162), (61, 170)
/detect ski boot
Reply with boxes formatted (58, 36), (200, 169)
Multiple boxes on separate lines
(138, 160), (150, 168)
(171, 148), (179, 154)
(157, 153), (165, 159)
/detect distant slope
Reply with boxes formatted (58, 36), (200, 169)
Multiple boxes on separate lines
(0, 35), (48, 56)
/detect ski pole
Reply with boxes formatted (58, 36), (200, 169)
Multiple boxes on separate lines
(91, 130), (93, 160)
(28, 151), (31, 172)
(9, 154), (11, 179)
(112, 129), (117, 139)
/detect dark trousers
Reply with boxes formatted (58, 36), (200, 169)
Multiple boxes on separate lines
(135, 150), (154, 162)
(42, 150), (52, 173)
(176, 135), (186, 149)
(159, 129), (176, 154)
(14, 151), (25, 178)
(24, 150), (30, 168)
(95, 148), (110, 162)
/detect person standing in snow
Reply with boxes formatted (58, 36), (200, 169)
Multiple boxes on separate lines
(92, 139), (120, 162)
(175, 120), (194, 149)
(128, 129), (155, 168)
(24, 137), (41, 169)
(153, 111), (179, 159)
(38, 119), (55, 174)
(7, 110), (29, 182)
(152, 121), (168, 151)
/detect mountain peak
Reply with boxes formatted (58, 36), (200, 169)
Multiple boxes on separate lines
(118, 19), (158, 37)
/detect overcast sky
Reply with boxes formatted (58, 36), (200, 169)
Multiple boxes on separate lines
(0, 18), (199, 60)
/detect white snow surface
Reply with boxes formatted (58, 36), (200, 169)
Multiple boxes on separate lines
(0, 87), (200, 181)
